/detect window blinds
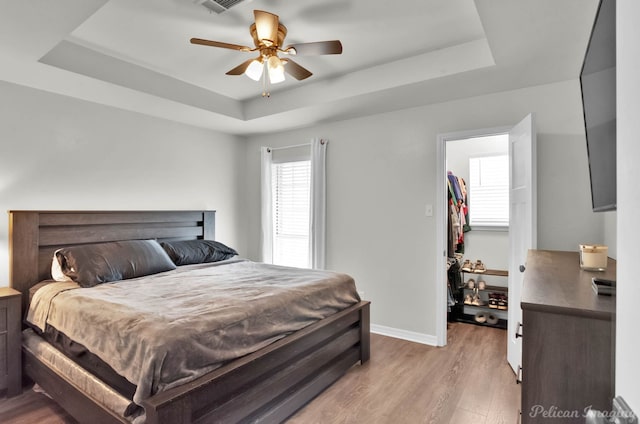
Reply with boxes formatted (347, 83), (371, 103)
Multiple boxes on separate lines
(469, 155), (509, 227)
(272, 160), (311, 268)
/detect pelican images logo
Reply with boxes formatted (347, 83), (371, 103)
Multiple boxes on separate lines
(529, 405), (636, 420)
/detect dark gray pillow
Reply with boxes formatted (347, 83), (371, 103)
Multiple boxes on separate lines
(160, 239), (238, 266)
(55, 239), (176, 288)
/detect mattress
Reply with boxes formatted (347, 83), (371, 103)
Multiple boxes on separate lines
(26, 258), (360, 416)
(41, 324), (136, 398)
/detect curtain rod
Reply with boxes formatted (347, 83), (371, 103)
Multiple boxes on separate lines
(266, 139), (325, 153)
(267, 142), (309, 153)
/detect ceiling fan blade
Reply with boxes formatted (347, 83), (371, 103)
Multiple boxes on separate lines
(226, 58), (256, 76)
(284, 59), (313, 80)
(254, 10), (279, 45)
(190, 38), (251, 52)
(285, 40), (342, 56)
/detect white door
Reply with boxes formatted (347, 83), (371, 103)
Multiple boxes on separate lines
(507, 114), (537, 374)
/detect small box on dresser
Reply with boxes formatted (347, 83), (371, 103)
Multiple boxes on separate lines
(0, 287), (21, 398)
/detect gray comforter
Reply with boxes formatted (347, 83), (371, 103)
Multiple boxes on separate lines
(26, 259), (360, 410)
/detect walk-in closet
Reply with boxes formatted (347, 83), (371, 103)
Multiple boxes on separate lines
(445, 133), (510, 331)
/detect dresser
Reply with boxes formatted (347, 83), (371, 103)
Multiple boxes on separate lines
(0, 287), (21, 398)
(520, 250), (615, 423)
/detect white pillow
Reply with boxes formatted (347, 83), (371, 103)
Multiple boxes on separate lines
(51, 250), (72, 282)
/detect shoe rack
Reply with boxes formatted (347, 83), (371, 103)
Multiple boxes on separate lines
(458, 268), (509, 329)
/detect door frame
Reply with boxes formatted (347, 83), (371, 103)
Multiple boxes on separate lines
(435, 126), (511, 347)
(507, 114), (537, 373)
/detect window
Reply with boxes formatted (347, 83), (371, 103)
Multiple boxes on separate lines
(272, 160), (311, 268)
(469, 155), (509, 227)
(261, 139), (327, 269)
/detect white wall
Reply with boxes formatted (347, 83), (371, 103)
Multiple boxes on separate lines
(244, 79), (603, 338)
(0, 81), (247, 284)
(603, 211), (617, 259)
(615, 0), (639, 413)
(446, 135), (509, 272)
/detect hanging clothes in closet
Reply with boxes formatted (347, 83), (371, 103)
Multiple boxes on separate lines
(447, 171), (470, 255)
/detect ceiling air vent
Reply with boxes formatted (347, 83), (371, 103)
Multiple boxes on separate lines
(194, 0), (245, 14)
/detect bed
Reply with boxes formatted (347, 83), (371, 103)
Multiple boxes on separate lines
(9, 210), (370, 423)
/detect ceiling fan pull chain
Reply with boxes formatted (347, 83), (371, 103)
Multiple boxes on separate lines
(262, 65), (270, 97)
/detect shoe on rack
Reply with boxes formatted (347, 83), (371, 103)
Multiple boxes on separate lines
(461, 259), (473, 272)
(466, 279), (475, 289)
(471, 294), (487, 307)
(488, 293), (499, 309)
(497, 294), (508, 310)
(474, 260), (486, 273)
(463, 294), (473, 305)
(477, 278), (486, 290)
(486, 314), (499, 325)
(474, 312), (487, 323)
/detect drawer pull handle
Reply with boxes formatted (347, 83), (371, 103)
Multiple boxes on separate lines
(516, 365), (522, 384)
(515, 322), (523, 339)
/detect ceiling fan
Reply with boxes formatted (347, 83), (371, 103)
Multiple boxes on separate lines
(190, 10), (342, 96)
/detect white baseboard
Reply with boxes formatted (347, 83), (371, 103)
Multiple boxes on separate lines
(370, 324), (438, 346)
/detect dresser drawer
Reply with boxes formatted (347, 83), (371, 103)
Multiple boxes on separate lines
(0, 299), (8, 382)
(0, 288), (21, 397)
(0, 301), (7, 332)
(0, 333), (6, 383)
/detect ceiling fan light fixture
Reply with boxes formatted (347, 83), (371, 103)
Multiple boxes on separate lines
(245, 58), (264, 81)
(267, 55), (285, 84)
(190, 9), (342, 96)
(254, 10), (279, 46)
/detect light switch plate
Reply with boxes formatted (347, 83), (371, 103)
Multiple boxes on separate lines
(425, 204), (433, 216)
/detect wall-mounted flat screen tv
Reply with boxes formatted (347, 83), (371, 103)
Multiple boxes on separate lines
(580, 0), (616, 212)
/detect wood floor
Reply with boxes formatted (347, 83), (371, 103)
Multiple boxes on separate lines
(0, 322), (520, 424)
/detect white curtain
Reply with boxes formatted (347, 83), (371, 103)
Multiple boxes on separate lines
(260, 146), (273, 263)
(310, 138), (327, 269)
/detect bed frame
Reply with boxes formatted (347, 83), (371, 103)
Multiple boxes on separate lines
(9, 210), (370, 423)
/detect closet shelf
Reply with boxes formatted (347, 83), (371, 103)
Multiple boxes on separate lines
(462, 304), (508, 316)
(462, 269), (508, 277)
(455, 314), (508, 330)
(462, 285), (508, 292)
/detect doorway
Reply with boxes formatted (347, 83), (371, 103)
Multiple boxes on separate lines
(435, 115), (536, 376)
(441, 131), (510, 333)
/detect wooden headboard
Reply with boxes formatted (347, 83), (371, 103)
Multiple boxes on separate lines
(9, 210), (215, 312)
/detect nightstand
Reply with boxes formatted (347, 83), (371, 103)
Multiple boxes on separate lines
(0, 287), (21, 398)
